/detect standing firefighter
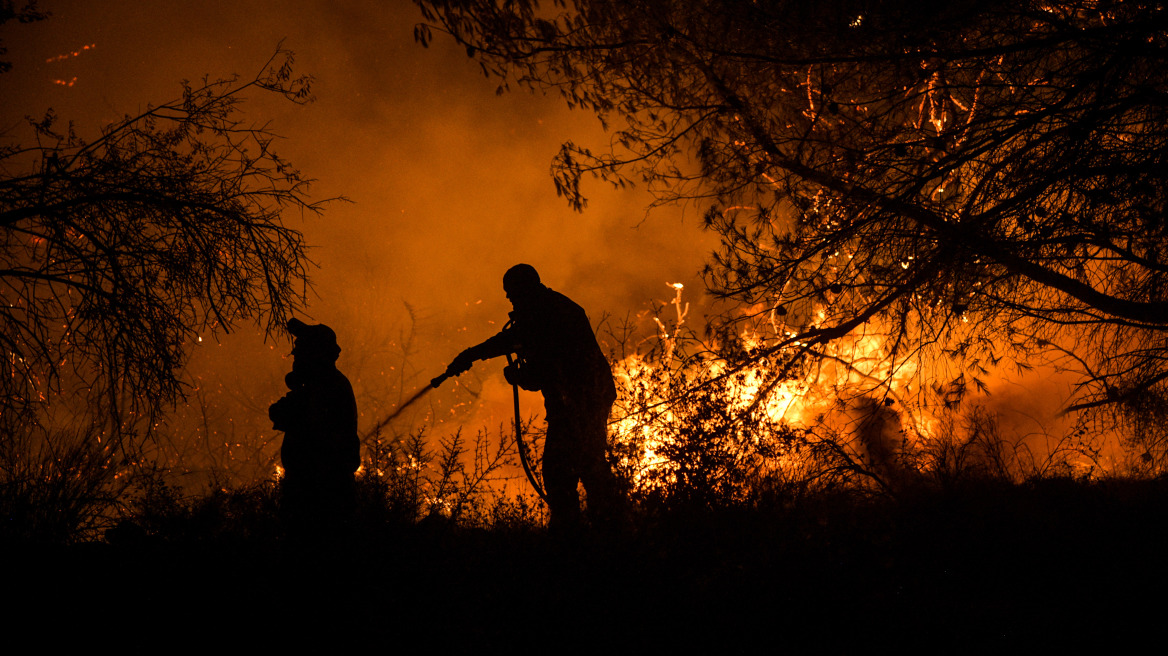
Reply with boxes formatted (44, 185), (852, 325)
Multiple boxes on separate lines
(444, 264), (619, 532)
(269, 319), (360, 534)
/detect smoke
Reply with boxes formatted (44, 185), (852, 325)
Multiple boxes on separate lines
(4, 2), (1107, 489)
(1, 0), (717, 487)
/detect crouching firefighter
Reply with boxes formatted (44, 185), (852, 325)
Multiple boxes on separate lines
(441, 264), (621, 533)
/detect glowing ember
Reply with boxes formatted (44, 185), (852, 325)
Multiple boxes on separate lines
(46, 44), (96, 63)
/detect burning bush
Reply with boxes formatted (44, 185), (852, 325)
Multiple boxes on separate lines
(604, 283), (1117, 510)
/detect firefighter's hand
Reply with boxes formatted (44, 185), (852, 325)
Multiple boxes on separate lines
(446, 350), (475, 376)
(503, 363), (519, 386)
(269, 396), (292, 432)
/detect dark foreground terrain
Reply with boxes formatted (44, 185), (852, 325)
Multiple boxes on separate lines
(6, 476), (1166, 649)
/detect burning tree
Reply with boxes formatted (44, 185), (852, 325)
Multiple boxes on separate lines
(417, 0), (1168, 470)
(0, 47), (322, 432)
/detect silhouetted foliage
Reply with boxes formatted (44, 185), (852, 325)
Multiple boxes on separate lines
(112, 425), (522, 546)
(21, 466), (1166, 647)
(0, 47), (324, 428)
(0, 422), (124, 543)
(0, 1), (47, 75)
(361, 426), (518, 525)
(611, 334), (802, 508)
(417, 0), (1168, 452)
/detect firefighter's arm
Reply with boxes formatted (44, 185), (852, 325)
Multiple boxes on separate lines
(445, 322), (519, 376)
(268, 390), (303, 431)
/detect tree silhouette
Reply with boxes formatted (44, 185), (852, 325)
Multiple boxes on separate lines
(417, 0), (1168, 426)
(0, 47), (324, 429)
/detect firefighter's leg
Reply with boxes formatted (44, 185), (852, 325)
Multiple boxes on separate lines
(578, 403), (620, 526)
(542, 418), (582, 533)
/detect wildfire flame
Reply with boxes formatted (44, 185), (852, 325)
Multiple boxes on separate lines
(610, 283), (934, 491)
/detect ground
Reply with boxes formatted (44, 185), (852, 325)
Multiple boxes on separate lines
(5, 477), (1165, 648)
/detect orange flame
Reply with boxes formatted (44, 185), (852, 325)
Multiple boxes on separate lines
(610, 283), (935, 489)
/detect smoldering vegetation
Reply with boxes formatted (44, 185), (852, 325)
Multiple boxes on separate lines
(4, 313), (1168, 645)
(3, 292), (1164, 645)
(4, 391), (1167, 646)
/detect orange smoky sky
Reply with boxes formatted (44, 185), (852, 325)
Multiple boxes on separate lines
(1, 1), (1095, 485)
(1, 0), (720, 483)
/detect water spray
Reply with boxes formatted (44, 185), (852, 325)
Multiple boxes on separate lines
(364, 371), (452, 438)
(363, 361), (547, 502)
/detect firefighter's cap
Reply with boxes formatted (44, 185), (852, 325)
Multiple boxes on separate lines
(287, 318), (341, 361)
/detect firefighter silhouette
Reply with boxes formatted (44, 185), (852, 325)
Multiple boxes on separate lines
(269, 318), (360, 533)
(445, 264), (620, 532)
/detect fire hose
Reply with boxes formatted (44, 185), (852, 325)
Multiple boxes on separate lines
(365, 358), (548, 503)
(502, 352), (548, 502)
